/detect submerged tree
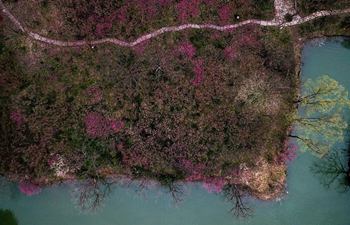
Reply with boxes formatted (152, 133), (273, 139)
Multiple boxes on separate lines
(222, 184), (251, 218)
(290, 75), (350, 157)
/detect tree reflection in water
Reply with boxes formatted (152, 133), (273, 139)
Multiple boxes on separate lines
(312, 146), (350, 192)
(222, 184), (252, 218)
(72, 179), (116, 212)
(72, 178), (252, 218)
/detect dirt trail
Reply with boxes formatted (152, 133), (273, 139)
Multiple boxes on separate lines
(0, 0), (349, 48)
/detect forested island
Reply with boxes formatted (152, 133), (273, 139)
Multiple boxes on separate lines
(0, 0), (350, 216)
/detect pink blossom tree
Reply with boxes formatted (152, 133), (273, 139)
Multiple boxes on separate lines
(224, 45), (237, 60)
(18, 181), (41, 196)
(178, 41), (196, 59)
(110, 120), (125, 133)
(277, 142), (298, 164)
(47, 154), (60, 167)
(157, 0), (173, 7)
(84, 112), (109, 138)
(121, 150), (151, 168)
(238, 29), (260, 48)
(117, 5), (128, 23)
(84, 112), (124, 138)
(10, 110), (25, 127)
(191, 59), (205, 86)
(95, 22), (113, 37)
(218, 5), (231, 23)
(135, 0), (157, 19)
(202, 177), (226, 193)
(85, 10), (117, 38)
(133, 40), (149, 55)
(85, 86), (103, 105)
(176, 0), (201, 22)
(203, 0), (217, 7)
(180, 159), (227, 193)
(180, 159), (206, 181)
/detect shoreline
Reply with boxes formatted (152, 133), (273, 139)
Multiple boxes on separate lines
(3, 35), (350, 203)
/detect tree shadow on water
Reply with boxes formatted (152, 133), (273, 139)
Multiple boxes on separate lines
(72, 178), (253, 219)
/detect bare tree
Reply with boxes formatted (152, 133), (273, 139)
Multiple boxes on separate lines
(75, 178), (115, 212)
(222, 184), (252, 218)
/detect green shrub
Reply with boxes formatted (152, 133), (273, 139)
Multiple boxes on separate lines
(0, 209), (18, 225)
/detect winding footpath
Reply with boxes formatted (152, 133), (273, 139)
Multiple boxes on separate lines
(0, 0), (350, 48)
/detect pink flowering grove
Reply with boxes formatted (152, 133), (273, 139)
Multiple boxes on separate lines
(10, 110), (25, 127)
(133, 40), (149, 55)
(277, 142), (298, 164)
(176, 0), (201, 22)
(85, 85), (103, 105)
(110, 120), (125, 133)
(224, 45), (237, 60)
(218, 5), (231, 23)
(18, 181), (42, 196)
(178, 41), (196, 59)
(202, 178), (226, 193)
(84, 112), (124, 138)
(180, 159), (227, 193)
(191, 59), (205, 86)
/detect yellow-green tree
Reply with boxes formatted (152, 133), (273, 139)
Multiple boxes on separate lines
(290, 75), (350, 157)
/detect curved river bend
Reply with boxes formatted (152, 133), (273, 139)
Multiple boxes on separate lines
(1, 37), (350, 225)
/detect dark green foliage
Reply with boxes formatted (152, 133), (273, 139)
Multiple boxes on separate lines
(296, 0), (350, 15)
(253, 0), (273, 9)
(341, 39), (350, 49)
(284, 13), (293, 22)
(190, 30), (209, 52)
(262, 28), (295, 75)
(299, 16), (350, 37)
(0, 209), (18, 225)
(340, 16), (350, 29)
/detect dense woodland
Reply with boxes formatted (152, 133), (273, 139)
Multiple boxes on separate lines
(0, 24), (296, 185)
(0, 0), (297, 194)
(0, 0), (350, 213)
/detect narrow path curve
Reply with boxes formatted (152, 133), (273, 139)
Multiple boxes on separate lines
(1, 0), (350, 48)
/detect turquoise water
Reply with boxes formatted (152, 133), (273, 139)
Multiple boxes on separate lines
(1, 38), (350, 225)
